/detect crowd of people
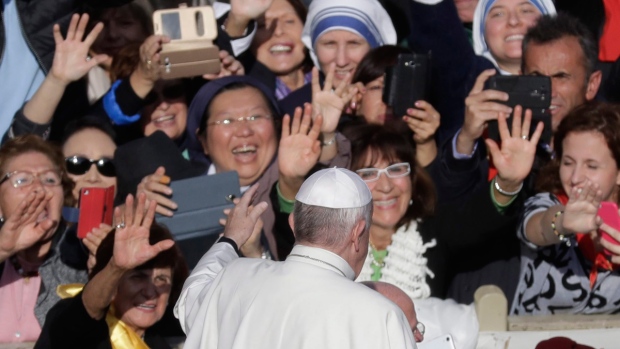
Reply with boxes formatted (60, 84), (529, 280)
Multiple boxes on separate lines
(0, 0), (619, 347)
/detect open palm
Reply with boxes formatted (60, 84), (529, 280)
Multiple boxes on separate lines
(486, 106), (543, 185)
(279, 104), (323, 179)
(112, 194), (174, 270)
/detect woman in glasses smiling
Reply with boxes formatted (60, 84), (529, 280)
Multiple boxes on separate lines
(0, 135), (86, 343)
(347, 108), (542, 300)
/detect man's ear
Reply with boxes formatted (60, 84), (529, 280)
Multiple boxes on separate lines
(197, 128), (210, 156)
(585, 70), (603, 101)
(288, 213), (296, 238)
(351, 220), (366, 252)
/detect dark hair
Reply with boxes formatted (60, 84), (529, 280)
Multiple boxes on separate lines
(196, 82), (281, 137)
(110, 42), (142, 82)
(0, 135), (75, 207)
(537, 101), (620, 203)
(91, 222), (189, 304)
(345, 124), (436, 225)
(352, 45), (412, 85)
(87, 1), (154, 43)
(523, 14), (599, 78)
(61, 115), (117, 146)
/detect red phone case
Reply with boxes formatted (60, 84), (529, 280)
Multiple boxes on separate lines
(77, 186), (115, 239)
(597, 201), (620, 256)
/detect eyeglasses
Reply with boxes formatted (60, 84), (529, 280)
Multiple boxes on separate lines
(0, 170), (62, 188)
(355, 162), (411, 182)
(65, 156), (116, 177)
(207, 114), (272, 127)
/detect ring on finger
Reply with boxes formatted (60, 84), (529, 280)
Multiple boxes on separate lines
(521, 135), (529, 140)
(115, 222), (126, 230)
(85, 56), (92, 62)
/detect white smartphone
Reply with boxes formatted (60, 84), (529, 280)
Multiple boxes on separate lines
(417, 334), (457, 349)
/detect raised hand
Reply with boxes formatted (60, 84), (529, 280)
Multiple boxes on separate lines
(279, 104), (323, 178)
(403, 101), (440, 145)
(226, 0), (274, 36)
(111, 193), (175, 271)
(486, 105), (544, 189)
(136, 34), (171, 82)
(456, 69), (513, 155)
(203, 50), (245, 80)
(311, 65), (358, 135)
(83, 223), (113, 273)
(50, 13), (108, 86)
(220, 203), (265, 258)
(223, 183), (269, 248)
(137, 166), (178, 216)
(562, 181), (603, 235)
(0, 190), (56, 262)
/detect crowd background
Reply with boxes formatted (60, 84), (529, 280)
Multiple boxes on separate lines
(0, 0), (619, 347)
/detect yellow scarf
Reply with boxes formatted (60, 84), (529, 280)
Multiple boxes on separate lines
(57, 284), (150, 349)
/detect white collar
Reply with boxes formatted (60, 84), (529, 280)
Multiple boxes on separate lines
(287, 244), (356, 280)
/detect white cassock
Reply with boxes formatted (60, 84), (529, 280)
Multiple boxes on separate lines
(175, 242), (417, 349)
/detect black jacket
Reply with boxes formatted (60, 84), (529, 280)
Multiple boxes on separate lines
(0, 0), (130, 141)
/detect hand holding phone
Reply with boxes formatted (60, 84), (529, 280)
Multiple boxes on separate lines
(597, 201), (620, 256)
(484, 75), (552, 145)
(382, 53), (430, 119)
(77, 186), (115, 239)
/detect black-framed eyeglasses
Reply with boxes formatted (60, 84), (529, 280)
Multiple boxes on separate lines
(0, 170), (62, 188)
(355, 162), (411, 182)
(65, 156), (116, 177)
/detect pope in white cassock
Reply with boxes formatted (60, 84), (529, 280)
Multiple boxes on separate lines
(175, 167), (417, 348)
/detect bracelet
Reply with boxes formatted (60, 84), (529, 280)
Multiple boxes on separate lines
(322, 135), (336, 146)
(493, 177), (523, 196)
(551, 210), (571, 246)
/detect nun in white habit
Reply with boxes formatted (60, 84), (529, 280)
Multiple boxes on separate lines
(472, 0), (556, 75)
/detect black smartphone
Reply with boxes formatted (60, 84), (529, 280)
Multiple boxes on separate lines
(382, 53), (430, 119)
(484, 75), (552, 144)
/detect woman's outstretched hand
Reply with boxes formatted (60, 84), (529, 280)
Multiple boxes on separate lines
(111, 193), (175, 271)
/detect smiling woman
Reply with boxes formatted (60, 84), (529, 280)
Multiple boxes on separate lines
(250, 0), (312, 100)
(513, 102), (620, 316)
(0, 135), (86, 344)
(35, 194), (188, 348)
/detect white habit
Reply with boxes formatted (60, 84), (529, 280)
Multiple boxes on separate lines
(175, 242), (417, 349)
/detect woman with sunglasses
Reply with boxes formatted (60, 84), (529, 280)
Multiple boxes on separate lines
(0, 135), (86, 343)
(61, 116), (117, 272)
(346, 107), (542, 300)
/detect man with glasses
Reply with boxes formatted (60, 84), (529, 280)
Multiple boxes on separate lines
(175, 168), (418, 348)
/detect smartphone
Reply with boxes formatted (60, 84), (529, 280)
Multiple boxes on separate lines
(152, 5), (220, 79)
(382, 53), (430, 119)
(485, 75), (552, 145)
(418, 334), (457, 349)
(598, 201), (620, 256)
(77, 186), (115, 239)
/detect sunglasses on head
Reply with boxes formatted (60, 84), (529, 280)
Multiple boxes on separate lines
(65, 156), (116, 177)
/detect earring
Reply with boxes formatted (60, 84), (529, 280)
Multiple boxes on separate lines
(0, 217), (4, 223)
(409, 200), (413, 206)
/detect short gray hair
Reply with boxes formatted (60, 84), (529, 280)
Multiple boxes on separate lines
(293, 201), (373, 247)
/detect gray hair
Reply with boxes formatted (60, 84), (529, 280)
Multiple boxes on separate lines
(293, 201), (373, 247)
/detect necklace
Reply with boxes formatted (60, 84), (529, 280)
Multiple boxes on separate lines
(369, 241), (386, 268)
(288, 253), (346, 277)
